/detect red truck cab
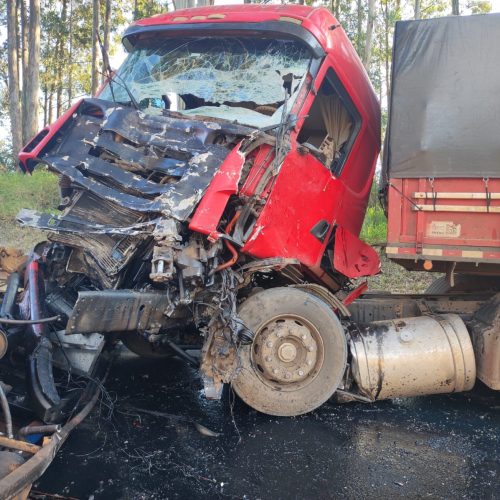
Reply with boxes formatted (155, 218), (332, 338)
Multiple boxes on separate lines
(12, 5), (384, 419)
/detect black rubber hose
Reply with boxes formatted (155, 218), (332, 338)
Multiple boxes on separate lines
(163, 339), (199, 368)
(0, 315), (60, 325)
(0, 272), (20, 319)
(0, 382), (13, 439)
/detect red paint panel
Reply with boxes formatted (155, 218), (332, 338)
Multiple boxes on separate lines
(240, 145), (274, 198)
(189, 144), (245, 239)
(242, 151), (344, 267)
(387, 177), (500, 267)
(343, 281), (369, 306)
(19, 99), (83, 172)
(333, 226), (380, 278)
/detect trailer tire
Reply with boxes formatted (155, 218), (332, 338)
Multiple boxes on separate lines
(232, 287), (347, 416)
(425, 275), (500, 294)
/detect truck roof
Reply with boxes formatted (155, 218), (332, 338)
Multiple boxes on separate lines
(129, 4), (339, 55)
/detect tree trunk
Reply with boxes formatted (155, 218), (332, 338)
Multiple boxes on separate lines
(362, 0), (376, 71)
(134, 0), (139, 21)
(56, 0), (68, 117)
(102, 0), (112, 83)
(452, 0), (460, 15)
(356, 0), (363, 55)
(91, 0), (100, 96)
(68, 0), (73, 104)
(20, 0), (29, 143)
(383, 0), (390, 98)
(414, 0), (421, 19)
(43, 87), (48, 126)
(48, 87), (54, 124)
(7, 0), (23, 159)
(24, 0), (41, 143)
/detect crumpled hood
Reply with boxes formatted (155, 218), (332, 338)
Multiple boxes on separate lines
(21, 98), (255, 223)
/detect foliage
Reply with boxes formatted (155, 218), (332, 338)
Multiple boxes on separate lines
(360, 204), (387, 244)
(0, 168), (59, 218)
(0, 139), (14, 171)
(360, 178), (387, 244)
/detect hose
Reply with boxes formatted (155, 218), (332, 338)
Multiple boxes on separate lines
(0, 272), (20, 319)
(19, 424), (61, 436)
(211, 211), (241, 274)
(0, 315), (61, 325)
(163, 339), (199, 368)
(0, 382), (13, 439)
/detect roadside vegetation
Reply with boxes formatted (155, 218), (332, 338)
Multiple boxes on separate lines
(360, 205), (386, 245)
(0, 167), (59, 249)
(360, 177), (387, 245)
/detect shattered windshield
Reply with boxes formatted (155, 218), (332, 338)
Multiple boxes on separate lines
(100, 36), (313, 128)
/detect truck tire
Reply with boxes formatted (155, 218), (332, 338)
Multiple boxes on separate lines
(232, 287), (347, 416)
(425, 275), (500, 294)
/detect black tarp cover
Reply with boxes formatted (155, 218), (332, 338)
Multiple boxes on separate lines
(383, 13), (500, 180)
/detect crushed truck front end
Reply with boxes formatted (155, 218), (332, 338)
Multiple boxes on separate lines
(6, 4), (382, 420)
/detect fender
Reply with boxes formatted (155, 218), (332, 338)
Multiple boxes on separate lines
(333, 225), (380, 278)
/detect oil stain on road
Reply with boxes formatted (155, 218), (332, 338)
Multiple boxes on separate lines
(35, 348), (500, 499)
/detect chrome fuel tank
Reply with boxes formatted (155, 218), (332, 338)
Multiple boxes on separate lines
(348, 314), (476, 400)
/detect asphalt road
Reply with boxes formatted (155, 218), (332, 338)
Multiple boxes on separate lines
(35, 348), (500, 499)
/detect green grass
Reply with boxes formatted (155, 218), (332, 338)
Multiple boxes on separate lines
(0, 169), (59, 250)
(360, 204), (387, 245)
(0, 169), (59, 217)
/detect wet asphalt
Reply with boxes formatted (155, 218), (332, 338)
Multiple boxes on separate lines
(35, 348), (500, 499)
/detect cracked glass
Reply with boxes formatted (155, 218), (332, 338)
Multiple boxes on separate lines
(100, 36), (312, 128)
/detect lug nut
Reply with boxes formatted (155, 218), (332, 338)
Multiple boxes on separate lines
(267, 341), (273, 348)
(306, 360), (312, 366)
(298, 370), (304, 376)
(307, 346), (314, 352)
(273, 368), (279, 374)
(301, 334), (307, 340)
(265, 356), (272, 362)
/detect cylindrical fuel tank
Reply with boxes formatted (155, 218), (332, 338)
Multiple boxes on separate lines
(348, 314), (476, 400)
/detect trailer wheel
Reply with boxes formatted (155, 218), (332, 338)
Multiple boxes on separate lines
(425, 275), (500, 294)
(232, 287), (347, 416)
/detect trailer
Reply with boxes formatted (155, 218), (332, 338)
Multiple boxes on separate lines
(380, 13), (500, 391)
(1, 9), (499, 490)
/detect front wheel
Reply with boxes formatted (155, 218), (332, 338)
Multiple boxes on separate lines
(232, 287), (347, 416)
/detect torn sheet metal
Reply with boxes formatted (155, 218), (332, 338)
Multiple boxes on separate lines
(27, 99), (254, 222)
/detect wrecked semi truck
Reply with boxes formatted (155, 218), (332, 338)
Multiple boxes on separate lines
(0, 5), (498, 432)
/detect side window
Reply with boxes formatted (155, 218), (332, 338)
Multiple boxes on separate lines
(297, 68), (361, 175)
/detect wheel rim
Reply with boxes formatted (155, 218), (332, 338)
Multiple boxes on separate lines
(251, 315), (325, 391)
